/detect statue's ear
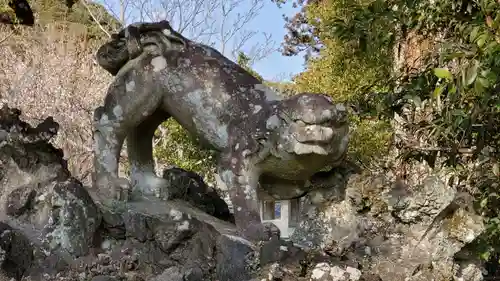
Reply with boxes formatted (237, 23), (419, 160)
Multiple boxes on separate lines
(158, 20), (172, 29)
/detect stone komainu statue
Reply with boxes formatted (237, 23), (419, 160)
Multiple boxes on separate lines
(93, 20), (350, 242)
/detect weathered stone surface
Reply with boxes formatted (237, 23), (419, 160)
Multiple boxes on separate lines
(0, 104), (325, 281)
(216, 233), (254, 281)
(87, 193), (258, 281)
(20, 193), (280, 281)
(259, 236), (307, 266)
(96, 20), (188, 76)
(91, 276), (117, 281)
(149, 267), (183, 281)
(0, 222), (37, 280)
(290, 159), (486, 281)
(454, 261), (485, 281)
(92, 21), (349, 242)
(161, 167), (234, 223)
(0, 105), (101, 260)
(310, 263), (361, 281)
(98, 203), (125, 239)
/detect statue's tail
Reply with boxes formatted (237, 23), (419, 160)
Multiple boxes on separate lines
(95, 20), (190, 76)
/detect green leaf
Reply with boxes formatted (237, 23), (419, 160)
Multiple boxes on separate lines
(480, 198), (489, 208)
(448, 85), (457, 95)
(412, 95), (422, 107)
(481, 250), (491, 261)
(465, 60), (480, 86)
(403, 94), (422, 107)
(477, 77), (490, 88)
(484, 41), (499, 53)
(470, 26), (480, 42)
(481, 69), (496, 82)
(477, 34), (488, 47)
(474, 77), (486, 93)
(433, 85), (445, 99)
(445, 52), (465, 60)
(433, 68), (452, 80)
(450, 109), (466, 116)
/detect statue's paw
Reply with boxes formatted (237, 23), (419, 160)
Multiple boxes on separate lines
(243, 221), (281, 242)
(96, 176), (131, 201)
(133, 174), (170, 199)
(112, 177), (131, 201)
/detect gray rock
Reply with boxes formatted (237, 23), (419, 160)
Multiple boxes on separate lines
(359, 273), (382, 281)
(0, 222), (36, 280)
(259, 236), (306, 266)
(183, 266), (204, 281)
(149, 267), (183, 281)
(97, 203), (125, 239)
(91, 276), (117, 281)
(291, 163), (486, 281)
(310, 263), (361, 281)
(161, 167), (234, 223)
(267, 262), (284, 280)
(40, 178), (101, 257)
(216, 233), (254, 281)
(389, 175), (456, 224)
(454, 260), (485, 281)
(93, 195), (257, 281)
(0, 105), (101, 259)
(0, 105), (310, 281)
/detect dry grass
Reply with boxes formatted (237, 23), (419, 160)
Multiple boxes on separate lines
(0, 23), (112, 185)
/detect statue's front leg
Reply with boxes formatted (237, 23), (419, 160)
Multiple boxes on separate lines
(93, 106), (130, 200)
(92, 66), (165, 201)
(218, 154), (280, 242)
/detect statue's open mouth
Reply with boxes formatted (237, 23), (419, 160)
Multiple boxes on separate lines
(277, 93), (348, 157)
(284, 122), (338, 156)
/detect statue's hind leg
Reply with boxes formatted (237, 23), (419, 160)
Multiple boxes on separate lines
(92, 68), (165, 200)
(127, 108), (171, 198)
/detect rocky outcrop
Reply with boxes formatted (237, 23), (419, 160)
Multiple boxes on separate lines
(52, 195), (258, 281)
(0, 104), (488, 281)
(290, 137), (486, 279)
(161, 167), (234, 223)
(0, 105), (101, 259)
(0, 105), (313, 281)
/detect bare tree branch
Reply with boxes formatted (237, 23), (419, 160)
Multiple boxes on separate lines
(0, 28), (16, 45)
(103, 0), (275, 63)
(81, 0), (111, 38)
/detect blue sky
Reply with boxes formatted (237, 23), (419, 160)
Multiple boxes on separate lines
(97, 0), (306, 82)
(247, 2), (306, 81)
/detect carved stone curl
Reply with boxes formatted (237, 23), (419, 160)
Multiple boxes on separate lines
(92, 21), (349, 242)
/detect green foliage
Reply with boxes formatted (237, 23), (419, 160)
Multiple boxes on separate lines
(283, 0), (394, 164)
(0, 3), (13, 14)
(278, 0), (500, 260)
(321, 0), (500, 260)
(153, 119), (217, 182)
(348, 116), (393, 164)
